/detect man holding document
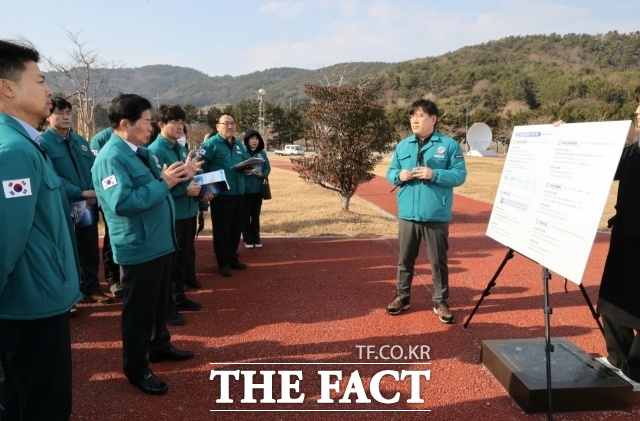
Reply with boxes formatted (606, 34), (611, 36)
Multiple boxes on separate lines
(199, 113), (248, 277)
(40, 97), (111, 305)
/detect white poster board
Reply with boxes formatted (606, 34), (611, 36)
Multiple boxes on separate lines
(486, 121), (631, 284)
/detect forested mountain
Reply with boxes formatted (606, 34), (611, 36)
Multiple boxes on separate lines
(89, 62), (392, 108)
(380, 31), (640, 144)
(49, 32), (640, 146)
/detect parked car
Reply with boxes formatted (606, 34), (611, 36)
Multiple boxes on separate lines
(274, 144), (305, 156)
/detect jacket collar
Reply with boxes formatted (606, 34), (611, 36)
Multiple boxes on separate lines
(213, 132), (238, 145)
(155, 134), (177, 149)
(110, 133), (138, 156)
(44, 127), (72, 143)
(0, 112), (39, 142)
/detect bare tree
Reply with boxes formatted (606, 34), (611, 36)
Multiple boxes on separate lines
(43, 30), (122, 140)
(293, 82), (391, 211)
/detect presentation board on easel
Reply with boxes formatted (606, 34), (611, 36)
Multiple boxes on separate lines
(486, 121), (631, 284)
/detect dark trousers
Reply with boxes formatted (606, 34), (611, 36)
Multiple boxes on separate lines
(210, 194), (244, 267)
(76, 221), (100, 295)
(0, 313), (72, 421)
(100, 209), (120, 286)
(602, 315), (640, 382)
(172, 217), (196, 302)
(396, 219), (450, 303)
(242, 192), (263, 245)
(121, 254), (172, 380)
(186, 215), (198, 284)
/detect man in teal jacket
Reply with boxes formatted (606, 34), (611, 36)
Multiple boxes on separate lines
(92, 93), (194, 395)
(90, 126), (113, 154)
(149, 104), (202, 326)
(40, 97), (112, 304)
(0, 39), (82, 420)
(199, 113), (248, 276)
(89, 126), (121, 297)
(386, 99), (467, 323)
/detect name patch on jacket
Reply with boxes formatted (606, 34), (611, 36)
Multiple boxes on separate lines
(3, 179), (32, 198)
(102, 175), (118, 190)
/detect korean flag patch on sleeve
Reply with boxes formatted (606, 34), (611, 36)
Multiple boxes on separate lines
(3, 178), (32, 198)
(102, 175), (118, 190)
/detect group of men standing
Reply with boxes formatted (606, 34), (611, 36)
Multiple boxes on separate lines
(2, 35), (639, 421)
(0, 38), (258, 420)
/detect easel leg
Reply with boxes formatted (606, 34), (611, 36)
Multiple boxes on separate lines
(542, 267), (554, 421)
(464, 248), (514, 328)
(578, 283), (605, 338)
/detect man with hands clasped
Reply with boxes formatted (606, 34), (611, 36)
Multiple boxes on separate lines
(386, 99), (467, 323)
(148, 104), (203, 326)
(92, 93), (198, 395)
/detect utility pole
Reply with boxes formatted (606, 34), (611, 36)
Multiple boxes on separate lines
(257, 88), (266, 149)
(153, 91), (162, 109)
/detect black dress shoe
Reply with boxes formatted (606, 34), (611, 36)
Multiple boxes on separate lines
(128, 370), (168, 395)
(219, 266), (232, 277)
(186, 278), (201, 289)
(149, 345), (195, 363)
(175, 298), (202, 312)
(230, 260), (247, 270)
(167, 310), (185, 326)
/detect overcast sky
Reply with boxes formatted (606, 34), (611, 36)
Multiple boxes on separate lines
(2, 0), (638, 77)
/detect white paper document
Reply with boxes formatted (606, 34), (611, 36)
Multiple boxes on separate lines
(486, 120), (631, 284)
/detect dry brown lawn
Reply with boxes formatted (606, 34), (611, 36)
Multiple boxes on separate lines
(194, 167), (398, 237)
(100, 155), (618, 237)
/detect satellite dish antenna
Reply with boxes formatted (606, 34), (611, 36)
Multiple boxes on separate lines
(467, 122), (498, 157)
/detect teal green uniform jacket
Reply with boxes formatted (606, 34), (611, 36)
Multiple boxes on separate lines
(40, 127), (95, 207)
(387, 131), (467, 222)
(92, 133), (177, 265)
(198, 133), (245, 195)
(0, 113), (81, 320)
(90, 127), (114, 155)
(148, 134), (198, 220)
(243, 149), (271, 194)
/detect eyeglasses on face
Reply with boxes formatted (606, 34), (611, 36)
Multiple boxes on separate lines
(217, 121), (236, 127)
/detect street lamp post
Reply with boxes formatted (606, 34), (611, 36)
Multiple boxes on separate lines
(257, 88), (266, 149)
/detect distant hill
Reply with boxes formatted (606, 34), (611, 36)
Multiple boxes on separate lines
(60, 62), (394, 108)
(46, 32), (640, 131)
(381, 31), (640, 110)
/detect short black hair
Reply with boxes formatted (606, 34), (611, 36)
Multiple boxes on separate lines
(108, 93), (152, 129)
(154, 104), (186, 123)
(50, 97), (73, 113)
(409, 99), (439, 118)
(0, 39), (40, 82)
(217, 112), (235, 123)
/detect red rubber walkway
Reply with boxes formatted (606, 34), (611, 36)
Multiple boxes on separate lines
(70, 162), (638, 420)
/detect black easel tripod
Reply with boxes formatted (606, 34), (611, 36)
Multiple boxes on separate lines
(463, 248), (604, 335)
(463, 248), (605, 421)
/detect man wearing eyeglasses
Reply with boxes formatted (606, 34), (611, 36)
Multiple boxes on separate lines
(199, 113), (248, 277)
(385, 99), (467, 324)
(40, 97), (113, 307)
